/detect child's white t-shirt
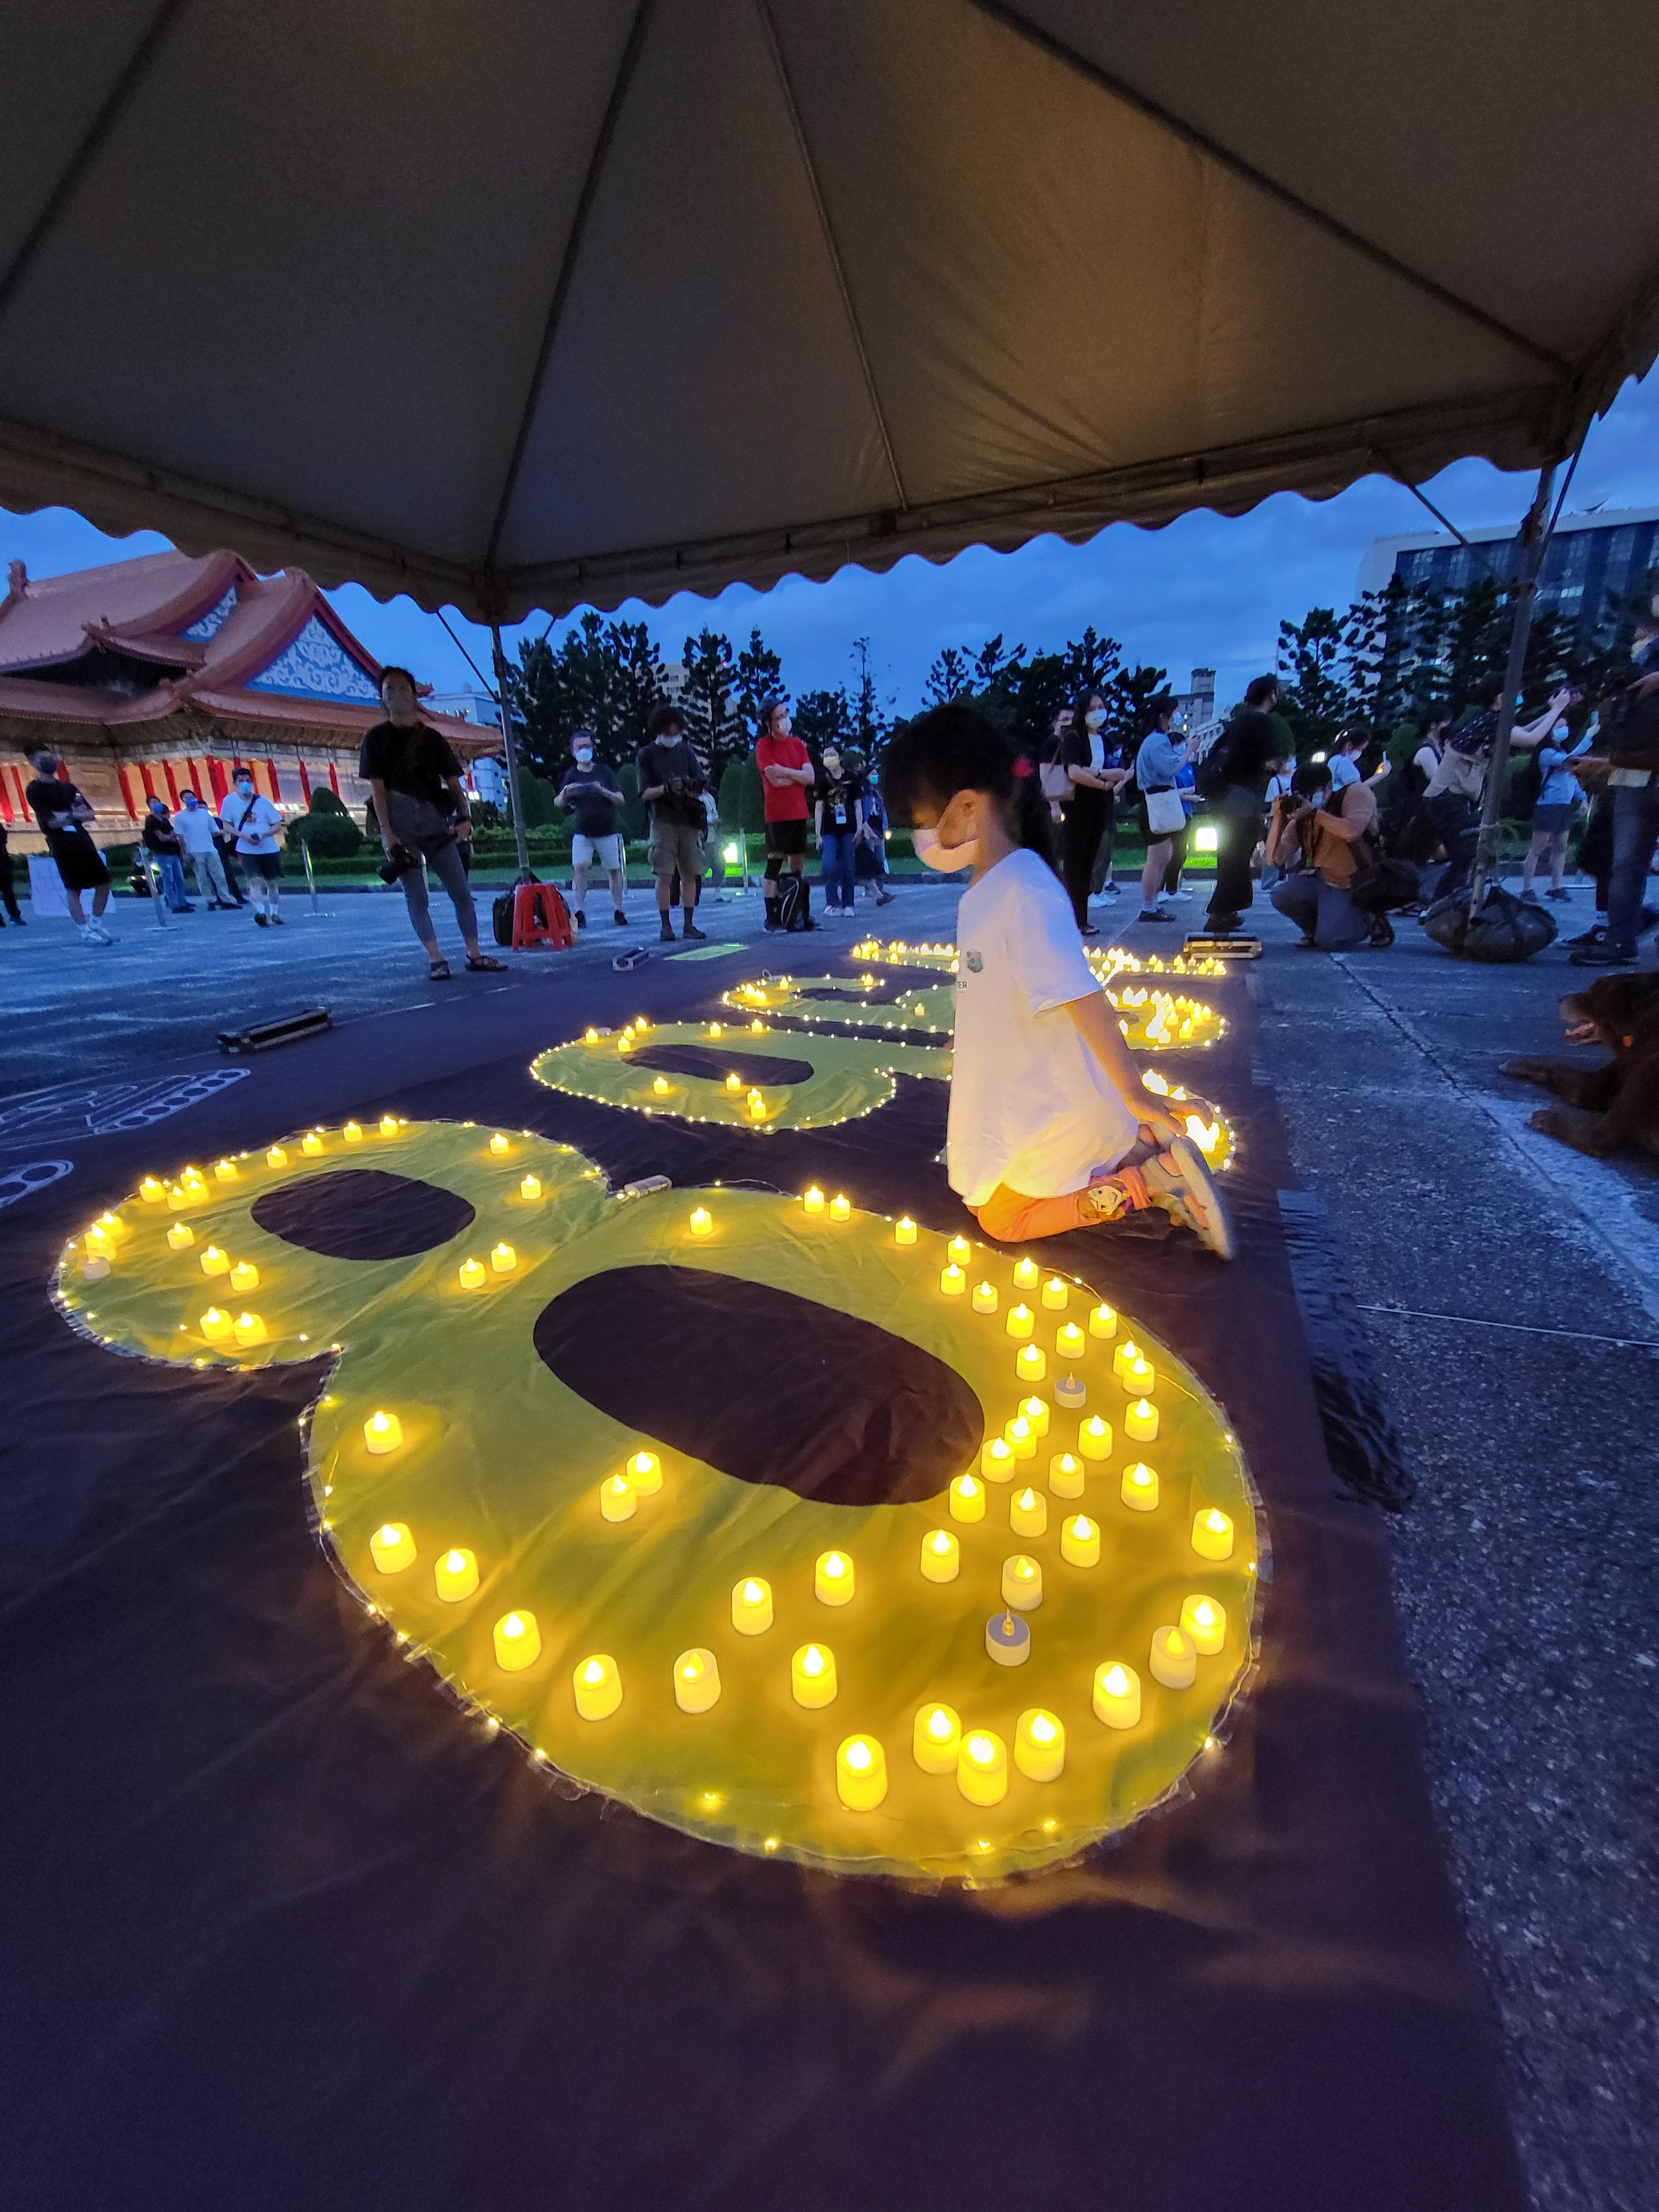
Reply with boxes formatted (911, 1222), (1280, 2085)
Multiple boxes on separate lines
(220, 791), (283, 854)
(948, 848), (1141, 1208)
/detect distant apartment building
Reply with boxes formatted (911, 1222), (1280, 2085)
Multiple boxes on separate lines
(422, 686), (502, 732)
(1171, 666), (1215, 733)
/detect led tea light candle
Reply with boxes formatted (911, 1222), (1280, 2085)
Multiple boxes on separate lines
(573, 1654), (622, 1720)
(1060, 1514), (1100, 1567)
(228, 1261), (259, 1294)
(1014, 1708), (1066, 1782)
(494, 1609), (541, 1670)
(1093, 1661), (1142, 1729)
(435, 1546), (479, 1601)
(369, 1522), (416, 1574)
(828, 1193), (852, 1222)
(894, 1215), (917, 1246)
(732, 1576), (774, 1634)
(584, 1027), (599, 1045)
(802, 1186), (826, 1214)
(166, 1222), (195, 1252)
(599, 1473), (637, 1522)
(972, 1280), (999, 1316)
(1048, 1451), (1085, 1499)
(920, 1528), (960, 1582)
(1125, 1397), (1159, 1443)
(947, 1235), (971, 1266)
(215, 1157), (240, 1181)
(379, 1115), (399, 1138)
(302, 1132), (325, 1156)
(940, 1262), (967, 1297)
(140, 1176), (166, 1204)
(1180, 1594), (1227, 1656)
(1055, 1374), (1086, 1411)
(164, 1184), (189, 1211)
(1078, 1414), (1113, 1461)
(489, 1132), (510, 1156)
(1122, 1462), (1161, 1512)
(520, 1173), (542, 1202)
(81, 1254), (111, 1281)
(980, 1437), (1015, 1482)
(726, 1073), (742, 1092)
(957, 1729), (1008, 1806)
(266, 1145), (289, 1170)
(1015, 1343), (1047, 1384)
(1005, 1302), (1035, 1342)
(457, 1257), (487, 1292)
(913, 1703), (961, 1774)
(652, 1077), (672, 1097)
(199, 1245), (229, 1277)
(688, 1206), (713, 1239)
(1089, 1301), (1117, 1340)
(792, 1642), (838, 1708)
(626, 1451), (662, 1495)
(1121, 1353), (1156, 1396)
(1010, 1486), (1047, 1538)
(674, 1648), (721, 1713)
(1191, 1507), (1234, 1562)
(1112, 1337), (1142, 1380)
(949, 1473), (985, 1524)
(1149, 1624), (1197, 1688)
(363, 1409), (403, 1454)
(232, 1311), (267, 1347)
(815, 1551), (855, 1605)
(199, 1307), (233, 1344)
(1019, 1395), (1050, 1437)
(1004, 1415), (1036, 1461)
(1056, 1321), (1086, 1361)
(342, 1124), (362, 1146)
(1041, 1275), (1068, 1311)
(1001, 1553), (1042, 1610)
(1012, 1257), (1039, 1292)
(836, 1734), (887, 1811)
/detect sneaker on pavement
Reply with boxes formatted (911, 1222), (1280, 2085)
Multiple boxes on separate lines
(658, 919), (676, 942)
(1206, 911), (1242, 933)
(1099, 881), (1121, 900)
(1566, 922), (1608, 948)
(613, 909), (628, 925)
(1569, 940), (1636, 967)
(1137, 908), (1171, 924)
(875, 888), (895, 906)
(1167, 888), (1194, 902)
(1546, 886), (1571, 901)
(1142, 1136), (1235, 1260)
(574, 909), (588, 929)
(254, 911), (269, 927)
(681, 920), (707, 940)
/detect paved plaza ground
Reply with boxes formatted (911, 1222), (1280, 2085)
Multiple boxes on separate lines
(3, 865), (1654, 2211)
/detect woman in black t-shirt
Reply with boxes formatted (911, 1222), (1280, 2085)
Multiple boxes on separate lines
(25, 751), (114, 941)
(358, 668), (505, 979)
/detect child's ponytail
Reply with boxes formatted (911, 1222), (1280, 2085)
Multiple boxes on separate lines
(881, 705), (1056, 870)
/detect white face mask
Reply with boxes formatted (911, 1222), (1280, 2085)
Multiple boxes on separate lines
(573, 748), (593, 764)
(912, 826), (978, 873)
(1083, 709), (1105, 730)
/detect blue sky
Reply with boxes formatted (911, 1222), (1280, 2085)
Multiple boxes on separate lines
(6, 374), (1656, 720)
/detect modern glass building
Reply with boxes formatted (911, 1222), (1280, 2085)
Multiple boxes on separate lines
(1358, 506), (1659, 656)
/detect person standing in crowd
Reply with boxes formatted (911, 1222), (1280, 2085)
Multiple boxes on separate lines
(1133, 697), (1190, 925)
(815, 741), (864, 919)
(140, 795), (193, 911)
(1088, 726), (1128, 904)
(360, 666), (505, 977)
(557, 728), (628, 928)
(755, 693), (816, 933)
(1266, 761), (1386, 950)
(1201, 676), (1292, 932)
(637, 703), (708, 942)
(219, 765), (288, 928)
(1259, 759), (1296, 890)
(1328, 727), (1391, 797)
(1573, 585), (1659, 967)
(1058, 689), (1130, 936)
(1520, 719), (1593, 903)
(1423, 684), (1574, 902)
(1159, 747), (1198, 905)
(25, 750), (113, 943)
(855, 765), (897, 906)
(0, 816), (24, 926)
(171, 789), (236, 907)
(881, 703), (1232, 1256)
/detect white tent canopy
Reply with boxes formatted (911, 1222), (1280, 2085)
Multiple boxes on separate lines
(1, 0), (1656, 623)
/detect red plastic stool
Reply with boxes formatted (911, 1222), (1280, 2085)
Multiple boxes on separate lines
(510, 881), (574, 951)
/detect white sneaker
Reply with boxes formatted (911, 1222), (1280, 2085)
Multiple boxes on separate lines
(1099, 881), (1121, 900)
(77, 921), (112, 947)
(1167, 888), (1194, 902)
(1142, 1136), (1235, 1260)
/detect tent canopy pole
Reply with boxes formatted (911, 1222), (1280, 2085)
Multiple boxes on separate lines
(1466, 463), (1558, 917)
(488, 622), (533, 885)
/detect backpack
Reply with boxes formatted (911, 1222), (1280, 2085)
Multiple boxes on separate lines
(1602, 680), (1659, 773)
(1447, 707), (1498, 760)
(1192, 728), (1235, 801)
(778, 873), (810, 932)
(1506, 749), (1542, 821)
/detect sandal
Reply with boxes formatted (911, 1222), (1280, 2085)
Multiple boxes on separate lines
(465, 953), (507, 972)
(429, 958), (453, 980)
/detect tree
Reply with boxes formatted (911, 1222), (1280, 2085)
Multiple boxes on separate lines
(794, 686), (855, 753)
(1057, 627), (1123, 703)
(679, 628), (746, 780)
(733, 627), (785, 739)
(512, 612), (665, 778)
(1275, 607), (1353, 755)
(848, 637), (895, 753)
(1102, 661), (1169, 748)
(922, 646), (973, 705)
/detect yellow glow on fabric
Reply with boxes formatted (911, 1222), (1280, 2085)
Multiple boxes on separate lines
(51, 1126), (1256, 1884)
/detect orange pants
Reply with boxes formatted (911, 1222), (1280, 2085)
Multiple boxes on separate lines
(971, 1184), (1092, 1243)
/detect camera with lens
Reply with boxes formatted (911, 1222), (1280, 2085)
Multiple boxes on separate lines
(378, 842), (421, 884)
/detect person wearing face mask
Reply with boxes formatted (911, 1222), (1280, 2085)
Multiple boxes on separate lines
(171, 788), (236, 908)
(755, 693), (816, 932)
(557, 728), (628, 928)
(140, 795), (194, 911)
(218, 765), (286, 927)
(25, 750), (114, 943)
(1265, 761), (1385, 950)
(1057, 691), (1130, 935)
(885, 706), (1233, 1258)
(814, 743), (865, 917)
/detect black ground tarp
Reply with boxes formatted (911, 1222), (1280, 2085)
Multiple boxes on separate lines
(0, 953), (1525, 2211)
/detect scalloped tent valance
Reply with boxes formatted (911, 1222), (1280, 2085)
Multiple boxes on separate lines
(1, 0), (1656, 623)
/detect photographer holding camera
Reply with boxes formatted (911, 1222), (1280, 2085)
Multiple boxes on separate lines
(636, 703), (708, 942)
(359, 666), (505, 979)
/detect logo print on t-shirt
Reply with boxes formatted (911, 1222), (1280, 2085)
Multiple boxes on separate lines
(964, 951), (983, 973)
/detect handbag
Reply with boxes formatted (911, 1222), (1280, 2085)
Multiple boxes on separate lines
(1144, 787), (1186, 836)
(1039, 759), (1072, 802)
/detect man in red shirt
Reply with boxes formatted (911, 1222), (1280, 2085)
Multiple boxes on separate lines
(755, 696), (817, 931)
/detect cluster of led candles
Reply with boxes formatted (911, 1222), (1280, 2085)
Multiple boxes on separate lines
(351, 1192), (1242, 1819)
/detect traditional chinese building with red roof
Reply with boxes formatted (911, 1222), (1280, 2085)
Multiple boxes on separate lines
(0, 548), (493, 851)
